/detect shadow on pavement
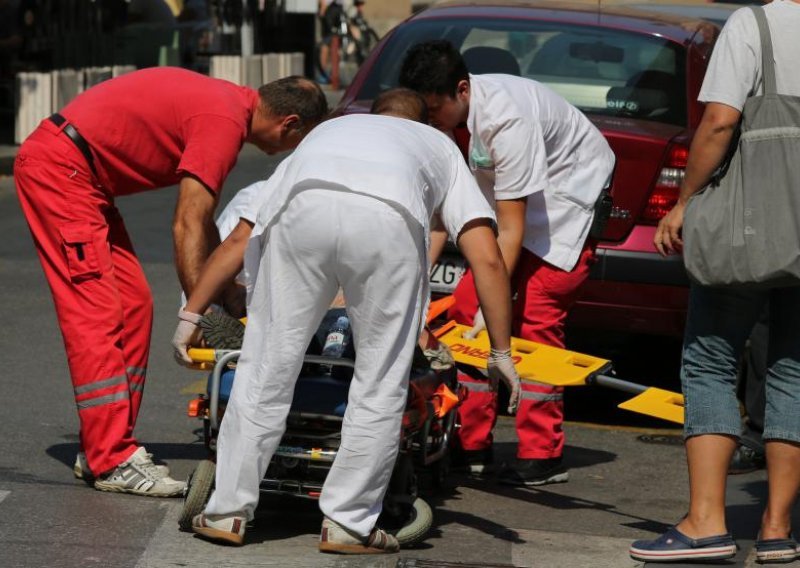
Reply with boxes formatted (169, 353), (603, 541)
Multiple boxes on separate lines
(728, 478), (768, 540)
(489, 441), (617, 471)
(437, 473), (672, 540)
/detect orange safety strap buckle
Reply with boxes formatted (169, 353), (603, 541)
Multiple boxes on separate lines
(187, 397), (208, 418)
(431, 383), (460, 418)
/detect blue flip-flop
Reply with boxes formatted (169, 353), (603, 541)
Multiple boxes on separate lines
(630, 526), (737, 562)
(755, 536), (799, 564)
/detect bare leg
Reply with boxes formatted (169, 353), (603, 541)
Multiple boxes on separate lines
(760, 440), (800, 539)
(677, 434), (737, 538)
(319, 43), (330, 77)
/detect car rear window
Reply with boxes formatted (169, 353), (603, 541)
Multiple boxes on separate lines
(357, 17), (687, 126)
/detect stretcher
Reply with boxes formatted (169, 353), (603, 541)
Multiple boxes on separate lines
(433, 321), (684, 425)
(180, 306), (462, 547)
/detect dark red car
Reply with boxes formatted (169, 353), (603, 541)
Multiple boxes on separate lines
(335, 0), (732, 337)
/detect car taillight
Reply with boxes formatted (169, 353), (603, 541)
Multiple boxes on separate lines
(642, 144), (689, 224)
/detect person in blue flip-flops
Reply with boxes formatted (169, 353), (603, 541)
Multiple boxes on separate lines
(631, 1), (800, 564)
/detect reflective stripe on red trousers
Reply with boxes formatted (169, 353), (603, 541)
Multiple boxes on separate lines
(449, 244), (595, 459)
(14, 122), (151, 474)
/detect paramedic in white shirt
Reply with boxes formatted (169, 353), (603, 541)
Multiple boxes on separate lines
(171, 89), (520, 553)
(400, 40), (616, 487)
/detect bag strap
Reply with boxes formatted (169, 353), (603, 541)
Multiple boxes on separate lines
(750, 5), (777, 96)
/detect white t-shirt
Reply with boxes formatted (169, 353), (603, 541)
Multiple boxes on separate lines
(466, 74), (615, 272)
(699, 0), (800, 108)
(251, 114), (494, 241)
(246, 114), (496, 294)
(179, 180), (267, 307)
(218, 180), (265, 235)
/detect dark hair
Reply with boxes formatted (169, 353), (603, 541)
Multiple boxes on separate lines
(399, 40), (469, 97)
(258, 76), (329, 131)
(370, 88), (429, 123)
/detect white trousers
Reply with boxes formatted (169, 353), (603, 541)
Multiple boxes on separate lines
(204, 189), (426, 537)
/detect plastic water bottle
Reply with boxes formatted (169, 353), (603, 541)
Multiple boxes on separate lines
(322, 316), (350, 359)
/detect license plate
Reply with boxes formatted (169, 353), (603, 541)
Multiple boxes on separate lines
(429, 254), (466, 293)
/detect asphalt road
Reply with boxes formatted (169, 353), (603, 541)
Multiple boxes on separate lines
(0, 145), (794, 568)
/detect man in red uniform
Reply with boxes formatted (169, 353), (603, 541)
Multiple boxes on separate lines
(401, 42), (615, 486)
(14, 67), (328, 497)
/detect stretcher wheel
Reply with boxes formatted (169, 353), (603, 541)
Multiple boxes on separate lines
(394, 497), (433, 546)
(178, 459), (216, 531)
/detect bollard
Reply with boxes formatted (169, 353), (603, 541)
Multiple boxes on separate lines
(290, 52), (305, 76)
(16, 72), (52, 144)
(263, 53), (281, 83)
(242, 55), (263, 88)
(51, 69), (83, 111)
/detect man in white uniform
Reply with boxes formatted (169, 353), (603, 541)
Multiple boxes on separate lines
(172, 89), (520, 553)
(400, 41), (615, 486)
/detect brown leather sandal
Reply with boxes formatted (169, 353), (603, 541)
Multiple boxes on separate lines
(318, 517), (399, 554)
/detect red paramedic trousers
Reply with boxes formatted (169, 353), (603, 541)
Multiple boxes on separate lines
(449, 244), (595, 459)
(14, 120), (150, 475)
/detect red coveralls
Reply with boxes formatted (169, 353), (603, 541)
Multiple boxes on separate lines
(14, 67), (257, 475)
(449, 105), (602, 460)
(449, 245), (594, 459)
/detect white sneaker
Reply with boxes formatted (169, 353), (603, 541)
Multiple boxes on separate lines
(192, 513), (247, 546)
(74, 451), (169, 482)
(94, 447), (185, 497)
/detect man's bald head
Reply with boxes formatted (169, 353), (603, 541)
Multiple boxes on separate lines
(370, 88), (429, 123)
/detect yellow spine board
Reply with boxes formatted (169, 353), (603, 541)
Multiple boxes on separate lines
(618, 388), (685, 425)
(435, 322), (611, 386)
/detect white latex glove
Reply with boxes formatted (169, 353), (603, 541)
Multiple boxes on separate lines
(487, 348), (521, 415)
(463, 307), (486, 339)
(172, 308), (202, 366)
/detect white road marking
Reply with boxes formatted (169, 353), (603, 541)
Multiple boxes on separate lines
(0, 490), (10, 505)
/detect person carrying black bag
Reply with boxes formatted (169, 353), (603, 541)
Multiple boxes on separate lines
(629, 1), (800, 564)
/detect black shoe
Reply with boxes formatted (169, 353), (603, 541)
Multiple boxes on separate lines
(199, 312), (245, 350)
(728, 444), (765, 475)
(498, 457), (569, 486)
(450, 447), (494, 476)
